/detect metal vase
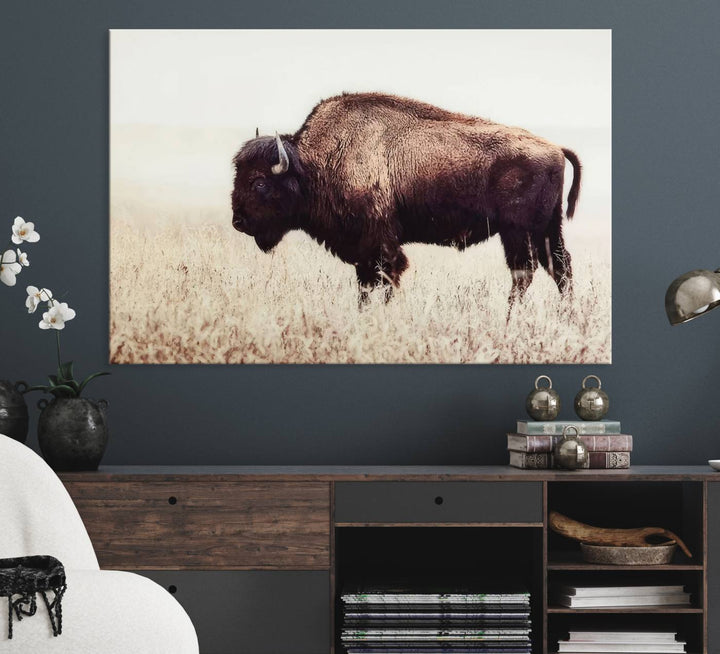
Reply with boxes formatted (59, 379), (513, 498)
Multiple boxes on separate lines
(37, 397), (109, 471)
(0, 380), (29, 443)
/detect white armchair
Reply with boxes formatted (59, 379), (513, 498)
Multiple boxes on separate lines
(0, 434), (199, 653)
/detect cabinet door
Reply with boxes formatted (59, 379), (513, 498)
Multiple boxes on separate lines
(137, 570), (330, 654)
(65, 481), (331, 569)
(708, 483), (720, 653)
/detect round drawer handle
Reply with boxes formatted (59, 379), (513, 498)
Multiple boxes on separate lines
(434, 496), (444, 505)
(168, 585), (177, 594)
(168, 496), (178, 505)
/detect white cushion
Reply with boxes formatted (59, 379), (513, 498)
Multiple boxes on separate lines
(0, 435), (97, 569)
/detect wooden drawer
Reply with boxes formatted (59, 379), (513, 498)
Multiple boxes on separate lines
(64, 481), (330, 569)
(137, 570), (330, 654)
(334, 481), (542, 524)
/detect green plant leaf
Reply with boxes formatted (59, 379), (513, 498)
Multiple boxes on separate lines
(78, 371), (110, 395)
(58, 361), (74, 383)
(25, 385), (50, 393)
(48, 374), (78, 393)
(49, 384), (78, 398)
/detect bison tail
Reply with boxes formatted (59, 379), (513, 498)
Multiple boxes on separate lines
(562, 148), (581, 219)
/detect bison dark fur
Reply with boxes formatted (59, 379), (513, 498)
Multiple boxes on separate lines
(232, 92), (581, 306)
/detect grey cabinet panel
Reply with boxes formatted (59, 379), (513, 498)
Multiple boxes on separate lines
(136, 570), (330, 654)
(334, 481), (542, 524)
(709, 484), (720, 654)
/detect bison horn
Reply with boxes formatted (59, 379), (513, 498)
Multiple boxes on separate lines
(272, 132), (290, 175)
(255, 127), (259, 138)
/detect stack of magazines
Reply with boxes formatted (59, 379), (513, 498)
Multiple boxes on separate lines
(551, 584), (690, 608)
(340, 585), (532, 654)
(557, 631), (686, 653)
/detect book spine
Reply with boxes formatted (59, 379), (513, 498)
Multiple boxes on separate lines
(509, 451), (550, 469)
(507, 434), (553, 453)
(558, 592), (688, 607)
(580, 435), (633, 453)
(582, 451), (631, 469)
(508, 434), (633, 453)
(510, 451), (630, 469)
(517, 421), (621, 435)
(549, 452), (630, 469)
(556, 585), (684, 597)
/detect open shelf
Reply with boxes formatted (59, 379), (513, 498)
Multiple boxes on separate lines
(544, 480), (707, 654)
(547, 610), (704, 654)
(335, 526), (543, 654)
(547, 481), (705, 563)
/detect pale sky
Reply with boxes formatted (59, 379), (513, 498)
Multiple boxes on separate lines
(110, 29), (611, 132)
(110, 29), (611, 236)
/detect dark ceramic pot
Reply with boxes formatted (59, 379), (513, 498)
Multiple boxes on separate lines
(37, 397), (109, 471)
(0, 380), (29, 443)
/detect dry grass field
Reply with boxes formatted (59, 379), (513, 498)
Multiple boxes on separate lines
(110, 212), (610, 365)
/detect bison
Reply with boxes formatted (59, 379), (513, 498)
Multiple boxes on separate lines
(231, 92), (581, 307)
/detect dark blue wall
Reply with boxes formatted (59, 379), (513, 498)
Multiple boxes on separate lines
(1, 1), (719, 465)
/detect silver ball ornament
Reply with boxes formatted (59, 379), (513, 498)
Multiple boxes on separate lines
(525, 375), (561, 421)
(554, 426), (589, 470)
(574, 375), (609, 421)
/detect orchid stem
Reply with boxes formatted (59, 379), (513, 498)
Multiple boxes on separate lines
(56, 330), (62, 369)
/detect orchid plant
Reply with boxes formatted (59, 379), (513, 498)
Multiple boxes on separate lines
(0, 217), (36, 286)
(1, 216), (109, 399)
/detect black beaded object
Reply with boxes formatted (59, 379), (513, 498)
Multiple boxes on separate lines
(0, 556), (66, 639)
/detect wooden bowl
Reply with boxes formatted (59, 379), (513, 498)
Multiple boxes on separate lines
(580, 542), (677, 565)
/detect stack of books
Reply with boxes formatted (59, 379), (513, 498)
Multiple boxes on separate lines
(551, 584), (691, 609)
(340, 585), (532, 653)
(507, 420), (632, 469)
(557, 631), (686, 653)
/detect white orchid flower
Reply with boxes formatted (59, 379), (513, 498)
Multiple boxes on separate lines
(11, 216), (40, 245)
(16, 249), (29, 266)
(26, 286), (53, 313)
(0, 249), (22, 286)
(39, 302), (76, 330)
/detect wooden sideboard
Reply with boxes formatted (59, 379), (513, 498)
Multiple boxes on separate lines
(60, 466), (720, 654)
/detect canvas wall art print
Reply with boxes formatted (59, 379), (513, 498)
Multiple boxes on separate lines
(110, 29), (611, 364)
